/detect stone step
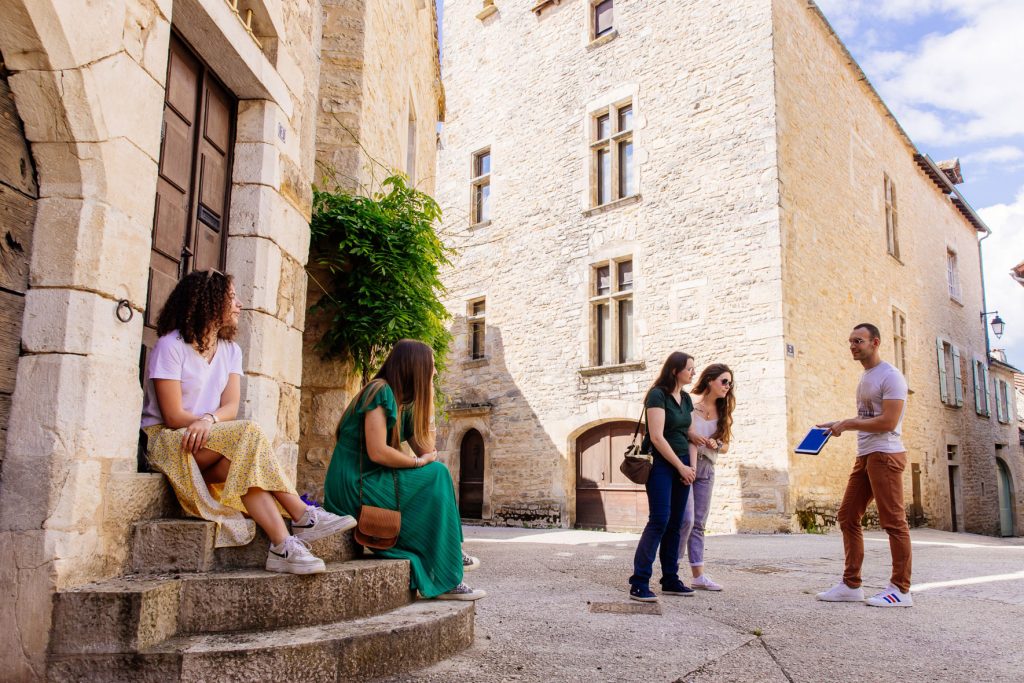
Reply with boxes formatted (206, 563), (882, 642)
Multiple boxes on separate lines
(50, 559), (412, 655)
(130, 517), (359, 574)
(47, 600), (475, 683)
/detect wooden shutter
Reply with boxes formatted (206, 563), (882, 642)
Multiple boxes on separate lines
(972, 360), (983, 414)
(952, 345), (963, 407)
(936, 338), (948, 404)
(983, 365), (992, 417)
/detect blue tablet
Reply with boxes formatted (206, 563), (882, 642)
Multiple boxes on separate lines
(795, 428), (831, 454)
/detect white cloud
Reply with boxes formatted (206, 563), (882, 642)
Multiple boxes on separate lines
(817, 0), (1024, 145)
(979, 187), (1024, 366)
(961, 146), (1024, 172)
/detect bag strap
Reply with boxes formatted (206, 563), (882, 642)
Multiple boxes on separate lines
(630, 394), (649, 444)
(357, 390), (401, 510)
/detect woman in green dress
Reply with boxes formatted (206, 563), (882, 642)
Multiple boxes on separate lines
(323, 339), (486, 600)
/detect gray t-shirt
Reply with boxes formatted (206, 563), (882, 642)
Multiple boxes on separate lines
(855, 361), (908, 456)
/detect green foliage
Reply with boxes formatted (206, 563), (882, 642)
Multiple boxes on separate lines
(309, 174), (453, 382)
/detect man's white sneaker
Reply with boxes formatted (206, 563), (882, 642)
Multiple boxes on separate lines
(692, 574), (723, 591)
(291, 506), (357, 543)
(866, 584), (913, 608)
(266, 536), (326, 575)
(816, 581), (865, 602)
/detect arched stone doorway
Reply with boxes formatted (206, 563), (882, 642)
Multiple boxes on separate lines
(575, 421), (647, 531)
(459, 429), (485, 519)
(996, 457), (1015, 537)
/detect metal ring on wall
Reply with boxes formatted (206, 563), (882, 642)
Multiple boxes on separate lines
(115, 299), (134, 323)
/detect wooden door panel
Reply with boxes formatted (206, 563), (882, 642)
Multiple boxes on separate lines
(575, 421), (646, 530)
(166, 48), (200, 122)
(160, 113), (195, 192)
(204, 85), (232, 153)
(198, 152), (227, 217)
(152, 192), (188, 259)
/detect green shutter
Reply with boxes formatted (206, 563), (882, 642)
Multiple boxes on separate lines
(936, 338), (948, 404)
(952, 345), (964, 407)
(983, 365), (992, 417)
(972, 360), (982, 414)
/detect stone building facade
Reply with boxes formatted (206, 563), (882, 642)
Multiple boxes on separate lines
(0, 0), (427, 678)
(434, 0), (1024, 538)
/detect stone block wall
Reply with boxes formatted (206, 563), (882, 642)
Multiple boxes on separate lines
(436, 0), (789, 532)
(301, 0), (442, 502)
(773, 0), (1014, 535)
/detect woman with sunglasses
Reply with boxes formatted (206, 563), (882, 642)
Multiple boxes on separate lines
(678, 363), (735, 591)
(142, 270), (356, 575)
(629, 351), (699, 602)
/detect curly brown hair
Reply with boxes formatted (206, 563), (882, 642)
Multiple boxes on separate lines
(156, 269), (236, 353)
(692, 363), (735, 444)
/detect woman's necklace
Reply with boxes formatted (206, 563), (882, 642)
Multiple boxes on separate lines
(694, 398), (715, 420)
(195, 334), (218, 361)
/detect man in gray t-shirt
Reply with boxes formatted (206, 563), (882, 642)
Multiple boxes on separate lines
(815, 323), (913, 608)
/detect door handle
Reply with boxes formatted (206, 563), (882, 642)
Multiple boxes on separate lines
(179, 245), (193, 278)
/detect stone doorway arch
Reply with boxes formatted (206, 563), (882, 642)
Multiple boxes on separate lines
(459, 429), (485, 519)
(996, 457), (1015, 537)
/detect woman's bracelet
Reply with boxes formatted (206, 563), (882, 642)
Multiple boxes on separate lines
(200, 413), (217, 424)
(412, 455), (421, 468)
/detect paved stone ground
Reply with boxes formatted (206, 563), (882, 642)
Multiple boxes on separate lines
(380, 526), (1024, 682)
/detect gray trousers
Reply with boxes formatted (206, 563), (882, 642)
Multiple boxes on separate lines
(679, 455), (715, 567)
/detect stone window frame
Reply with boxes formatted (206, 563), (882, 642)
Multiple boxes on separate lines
(935, 336), (963, 408)
(470, 147), (492, 227)
(588, 256), (634, 367)
(589, 99), (635, 209)
(589, 0), (617, 46)
(946, 247), (962, 303)
(892, 306), (908, 382)
(884, 172), (901, 262)
(468, 297), (486, 361)
(972, 354), (992, 418)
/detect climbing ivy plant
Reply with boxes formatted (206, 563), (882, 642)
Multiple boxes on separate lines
(309, 174), (453, 383)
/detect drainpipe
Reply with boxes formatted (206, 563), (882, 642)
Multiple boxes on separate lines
(979, 228), (993, 365)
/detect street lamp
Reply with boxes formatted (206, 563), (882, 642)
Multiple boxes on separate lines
(981, 311), (1005, 339)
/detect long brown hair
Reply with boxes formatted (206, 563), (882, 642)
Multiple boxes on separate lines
(156, 269), (236, 353)
(692, 363), (735, 444)
(340, 339), (435, 449)
(648, 351), (693, 396)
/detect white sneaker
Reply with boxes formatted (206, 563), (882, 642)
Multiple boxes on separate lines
(692, 574), (723, 591)
(462, 550), (481, 571)
(435, 582), (487, 601)
(291, 506), (357, 543)
(866, 584), (913, 608)
(266, 536), (326, 575)
(816, 581), (865, 602)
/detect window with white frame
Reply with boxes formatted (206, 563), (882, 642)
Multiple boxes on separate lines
(946, 249), (962, 301)
(972, 358), (991, 417)
(471, 148), (491, 225)
(590, 258), (634, 366)
(892, 307), (907, 379)
(591, 101), (634, 207)
(936, 338), (963, 407)
(884, 173), (900, 260)
(592, 0), (614, 40)
(468, 298), (486, 360)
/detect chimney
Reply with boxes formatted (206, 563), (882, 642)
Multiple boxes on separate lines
(937, 158), (964, 185)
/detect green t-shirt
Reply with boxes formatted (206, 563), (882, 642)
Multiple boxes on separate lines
(645, 386), (693, 459)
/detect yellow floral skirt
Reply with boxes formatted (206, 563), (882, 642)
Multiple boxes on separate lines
(144, 420), (297, 548)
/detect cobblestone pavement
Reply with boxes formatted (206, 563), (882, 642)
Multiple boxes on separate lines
(380, 526), (1024, 683)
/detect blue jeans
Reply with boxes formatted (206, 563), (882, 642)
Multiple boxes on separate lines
(679, 455), (715, 567)
(630, 455), (691, 589)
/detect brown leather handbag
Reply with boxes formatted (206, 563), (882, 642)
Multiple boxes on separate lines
(619, 404), (653, 485)
(354, 420), (401, 550)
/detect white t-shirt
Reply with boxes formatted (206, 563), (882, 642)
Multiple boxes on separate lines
(141, 331), (244, 428)
(855, 361), (908, 456)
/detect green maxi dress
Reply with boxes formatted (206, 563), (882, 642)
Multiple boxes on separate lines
(323, 383), (464, 598)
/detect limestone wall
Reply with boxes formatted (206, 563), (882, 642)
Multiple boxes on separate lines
(301, 0), (441, 502)
(436, 0), (788, 531)
(0, 0), (324, 677)
(773, 0), (1012, 534)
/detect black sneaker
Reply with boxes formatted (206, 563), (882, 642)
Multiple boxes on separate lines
(629, 585), (658, 602)
(661, 580), (695, 596)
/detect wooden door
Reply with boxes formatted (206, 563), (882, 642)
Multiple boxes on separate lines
(144, 33), (235, 356)
(575, 421), (647, 531)
(459, 429), (485, 519)
(996, 456), (1014, 537)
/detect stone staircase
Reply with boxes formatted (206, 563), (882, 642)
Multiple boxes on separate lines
(47, 518), (475, 682)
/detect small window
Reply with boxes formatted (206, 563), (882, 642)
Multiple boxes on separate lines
(973, 358), (991, 417)
(406, 101), (417, 184)
(936, 338), (963, 407)
(996, 380), (1011, 424)
(884, 173), (899, 260)
(590, 100), (636, 208)
(892, 308), (907, 379)
(947, 444), (957, 461)
(946, 249), (961, 301)
(591, 258), (634, 365)
(593, 0), (614, 39)
(471, 149), (491, 225)
(468, 298), (486, 360)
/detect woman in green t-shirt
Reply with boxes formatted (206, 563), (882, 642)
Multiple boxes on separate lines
(629, 351), (702, 602)
(323, 339), (485, 600)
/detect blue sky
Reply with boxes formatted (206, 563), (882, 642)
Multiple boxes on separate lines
(435, 1), (1022, 365)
